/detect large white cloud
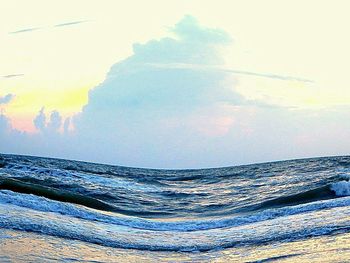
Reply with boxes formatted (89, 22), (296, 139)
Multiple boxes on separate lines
(67, 16), (249, 167)
(78, 17), (243, 125)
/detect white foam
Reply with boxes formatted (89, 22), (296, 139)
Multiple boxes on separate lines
(331, 181), (350, 196)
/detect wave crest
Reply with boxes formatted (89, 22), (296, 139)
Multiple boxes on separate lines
(331, 181), (350, 196)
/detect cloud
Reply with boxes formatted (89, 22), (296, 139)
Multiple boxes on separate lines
(171, 15), (231, 45)
(33, 108), (62, 133)
(8, 20), (89, 35)
(0, 94), (15, 105)
(2, 74), (24, 79)
(63, 15), (247, 167)
(0, 113), (10, 133)
(67, 15), (319, 167)
(63, 117), (71, 134)
(79, 15), (238, 117)
(54, 20), (90, 27)
(9, 27), (41, 34)
(129, 16), (231, 66)
(33, 108), (46, 131)
(225, 69), (313, 83)
(47, 111), (62, 132)
(1, 16), (348, 169)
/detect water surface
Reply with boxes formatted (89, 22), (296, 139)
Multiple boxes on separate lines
(1, 154), (350, 262)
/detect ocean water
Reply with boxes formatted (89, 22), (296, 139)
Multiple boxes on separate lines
(1, 154), (350, 262)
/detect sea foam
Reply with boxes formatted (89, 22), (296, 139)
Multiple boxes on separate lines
(331, 181), (350, 196)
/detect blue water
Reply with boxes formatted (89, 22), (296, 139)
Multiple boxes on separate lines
(1, 154), (350, 262)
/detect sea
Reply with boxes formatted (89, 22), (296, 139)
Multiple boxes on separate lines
(1, 153), (350, 262)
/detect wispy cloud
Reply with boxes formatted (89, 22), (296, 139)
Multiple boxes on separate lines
(8, 20), (90, 35)
(2, 74), (24, 78)
(225, 69), (313, 83)
(9, 27), (41, 34)
(54, 20), (90, 28)
(144, 63), (313, 83)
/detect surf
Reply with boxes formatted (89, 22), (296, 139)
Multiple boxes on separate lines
(1, 154), (350, 253)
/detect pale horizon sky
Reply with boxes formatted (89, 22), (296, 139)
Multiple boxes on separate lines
(1, 0), (350, 168)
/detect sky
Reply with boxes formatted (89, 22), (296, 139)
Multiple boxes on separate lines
(1, 0), (350, 168)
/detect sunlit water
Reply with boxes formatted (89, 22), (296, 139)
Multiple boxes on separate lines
(1, 154), (350, 262)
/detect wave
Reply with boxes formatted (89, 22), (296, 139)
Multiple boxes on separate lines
(338, 159), (350, 167)
(0, 177), (115, 211)
(0, 178), (171, 217)
(2, 195), (350, 252)
(2, 182), (350, 233)
(1, 176), (343, 220)
(2, 154), (350, 252)
(238, 185), (336, 213)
